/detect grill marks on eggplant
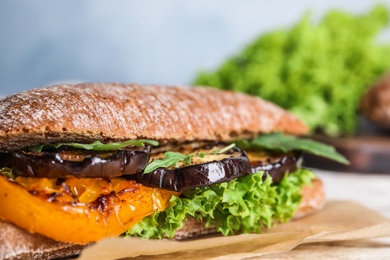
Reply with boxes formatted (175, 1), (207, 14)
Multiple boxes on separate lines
(0, 143), (303, 190)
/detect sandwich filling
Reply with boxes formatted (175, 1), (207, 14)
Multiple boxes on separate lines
(0, 133), (347, 244)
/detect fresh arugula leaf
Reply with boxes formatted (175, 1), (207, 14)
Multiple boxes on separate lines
(144, 144), (237, 174)
(29, 139), (159, 152)
(58, 139), (159, 150)
(198, 152), (206, 158)
(1, 167), (14, 179)
(237, 133), (349, 165)
(144, 152), (193, 174)
(29, 145), (45, 153)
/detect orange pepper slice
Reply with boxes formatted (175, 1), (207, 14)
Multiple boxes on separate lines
(0, 175), (179, 244)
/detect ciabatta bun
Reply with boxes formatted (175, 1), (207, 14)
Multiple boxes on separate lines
(0, 83), (317, 260)
(0, 83), (307, 151)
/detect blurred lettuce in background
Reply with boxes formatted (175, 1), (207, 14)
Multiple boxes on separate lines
(194, 5), (390, 136)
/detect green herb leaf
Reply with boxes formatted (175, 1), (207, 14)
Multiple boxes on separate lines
(29, 139), (159, 152)
(127, 168), (315, 239)
(144, 152), (193, 174)
(1, 167), (15, 179)
(211, 143), (236, 154)
(238, 133), (349, 165)
(29, 145), (44, 153)
(198, 152), (206, 158)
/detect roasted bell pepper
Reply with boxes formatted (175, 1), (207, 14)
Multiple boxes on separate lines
(0, 175), (178, 244)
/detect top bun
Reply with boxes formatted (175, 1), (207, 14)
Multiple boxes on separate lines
(0, 83), (308, 151)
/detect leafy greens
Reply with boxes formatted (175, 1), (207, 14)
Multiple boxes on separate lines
(144, 152), (193, 174)
(211, 143), (236, 154)
(193, 5), (390, 136)
(29, 139), (159, 152)
(144, 143), (237, 174)
(236, 133), (349, 165)
(128, 168), (315, 239)
(0, 167), (14, 179)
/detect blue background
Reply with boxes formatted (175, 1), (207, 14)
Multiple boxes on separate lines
(0, 0), (389, 96)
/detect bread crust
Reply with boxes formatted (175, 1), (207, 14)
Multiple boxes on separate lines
(293, 178), (325, 219)
(0, 178), (324, 259)
(0, 83), (307, 151)
(0, 220), (86, 260)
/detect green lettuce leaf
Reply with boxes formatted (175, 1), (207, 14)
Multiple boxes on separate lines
(193, 5), (390, 136)
(127, 168), (315, 239)
(29, 139), (159, 152)
(236, 133), (349, 165)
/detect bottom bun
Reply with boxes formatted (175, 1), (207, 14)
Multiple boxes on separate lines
(0, 220), (87, 260)
(0, 178), (325, 260)
(293, 178), (325, 219)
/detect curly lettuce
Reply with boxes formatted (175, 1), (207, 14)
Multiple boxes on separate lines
(127, 168), (315, 239)
(194, 5), (390, 136)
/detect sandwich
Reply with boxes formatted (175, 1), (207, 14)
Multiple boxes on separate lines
(0, 83), (348, 259)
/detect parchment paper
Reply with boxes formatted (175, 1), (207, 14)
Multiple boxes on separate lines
(78, 200), (390, 260)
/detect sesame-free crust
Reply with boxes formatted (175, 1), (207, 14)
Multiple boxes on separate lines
(0, 83), (307, 151)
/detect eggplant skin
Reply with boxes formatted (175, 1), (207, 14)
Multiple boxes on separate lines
(2, 146), (151, 178)
(250, 152), (303, 183)
(134, 152), (251, 192)
(136, 150), (303, 192)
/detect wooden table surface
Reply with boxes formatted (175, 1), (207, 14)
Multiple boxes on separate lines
(316, 169), (390, 219)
